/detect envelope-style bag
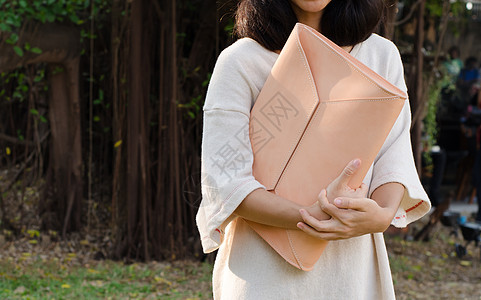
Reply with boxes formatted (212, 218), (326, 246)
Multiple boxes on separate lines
(244, 23), (407, 271)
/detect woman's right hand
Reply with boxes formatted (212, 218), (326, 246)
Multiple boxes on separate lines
(303, 159), (367, 222)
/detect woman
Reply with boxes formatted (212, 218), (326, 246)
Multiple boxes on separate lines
(197, 0), (430, 298)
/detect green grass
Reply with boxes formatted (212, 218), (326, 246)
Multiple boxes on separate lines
(0, 256), (213, 299)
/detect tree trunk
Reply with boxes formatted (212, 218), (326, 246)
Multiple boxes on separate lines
(126, 0), (142, 258)
(42, 58), (82, 234)
(110, 0), (129, 259)
(409, 0), (426, 174)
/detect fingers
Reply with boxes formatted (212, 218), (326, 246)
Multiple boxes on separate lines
(356, 183), (369, 197)
(299, 189), (369, 240)
(297, 221), (346, 240)
(341, 183), (368, 199)
(337, 158), (361, 186)
(297, 210), (339, 232)
(297, 219), (352, 240)
(333, 197), (362, 210)
(333, 196), (378, 212)
(317, 189), (346, 218)
(298, 208), (326, 230)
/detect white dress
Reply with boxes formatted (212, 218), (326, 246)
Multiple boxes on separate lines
(196, 33), (431, 299)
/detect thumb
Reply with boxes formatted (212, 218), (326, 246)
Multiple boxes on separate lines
(337, 159), (361, 185)
(333, 197), (364, 210)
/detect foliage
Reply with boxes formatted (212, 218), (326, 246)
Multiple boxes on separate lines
(425, 0), (469, 37)
(422, 71), (448, 166)
(418, 0), (471, 167)
(0, 0), (108, 56)
(1, 69), (32, 103)
(425, 0), (465, 17)
(0, 66), (49, 167)
(178, 73), (211, 119)
(1, 0), (86, 28)
(0, 0), (110, 28)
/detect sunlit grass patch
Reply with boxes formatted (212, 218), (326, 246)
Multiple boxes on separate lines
(0, 257), (213, 299)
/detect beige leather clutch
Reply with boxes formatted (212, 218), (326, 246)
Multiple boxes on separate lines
(244, 23), (407, 271)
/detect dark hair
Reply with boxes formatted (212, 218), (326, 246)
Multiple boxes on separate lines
(465, 56), (478, 69)
(235, 0), (385, 51)
(448, 46), (460, 58)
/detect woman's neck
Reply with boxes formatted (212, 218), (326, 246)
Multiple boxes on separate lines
(293, 10), (322, 32)
(292, 9), (353, 53)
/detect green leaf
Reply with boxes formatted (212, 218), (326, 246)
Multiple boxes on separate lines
(0, 23), (12, 32)
(93, 116), (100, 122)
(27, 229), (40, 238)
(38, 13), (47, 23)
(69, 14), (80, 24)
(30, 47), (42, 54)
(13, 91), (22, 98)
(202, 73), (212, 87)
(53, 66), (64, 74)
(46, 12), (56, 23)
(17, 72), (25, 83)
(13, 46), (24, 57)
(6, 33), (18, 44)
(17, 130), (24, 141)
(29, 109), (39, 116)
(39, 115), (48, 123)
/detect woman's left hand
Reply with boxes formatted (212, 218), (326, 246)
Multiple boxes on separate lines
(297, 189), (392, 240)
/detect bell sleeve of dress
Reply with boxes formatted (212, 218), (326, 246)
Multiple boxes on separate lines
(368, 44), (431, 228)
(196, 42), (268, 253)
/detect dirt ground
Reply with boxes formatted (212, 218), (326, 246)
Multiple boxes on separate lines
(386, 221), (481, 300)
